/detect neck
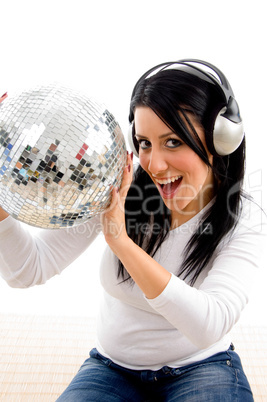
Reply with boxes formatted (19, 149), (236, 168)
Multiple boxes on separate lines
(170, 187), (215, 230)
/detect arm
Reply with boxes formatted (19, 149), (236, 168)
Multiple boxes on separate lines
(148, 206), (266, 348)
(146, 213), (265, 348)
(102, 159), (266, 348)
(101, 154), (171, 299)
(0, 212), (101, 288)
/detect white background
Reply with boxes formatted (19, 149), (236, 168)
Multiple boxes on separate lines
(1, 0), (266, 324)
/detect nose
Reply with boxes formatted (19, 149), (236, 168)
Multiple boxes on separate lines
(148, 148), (168, 175)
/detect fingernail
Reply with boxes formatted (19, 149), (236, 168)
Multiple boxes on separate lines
(131, 152), (133, 160)
(128, 164), (131, 172)
(116, 187), (119, 193)
(0, 92), (8, 103)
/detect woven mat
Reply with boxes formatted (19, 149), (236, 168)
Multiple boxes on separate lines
(231, 325), (267, 401)
(0, 314), (266, 401)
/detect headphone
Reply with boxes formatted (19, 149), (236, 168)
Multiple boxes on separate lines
(128, 59), (244, 157)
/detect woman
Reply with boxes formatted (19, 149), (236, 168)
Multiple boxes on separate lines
(0, 60), (265, 401)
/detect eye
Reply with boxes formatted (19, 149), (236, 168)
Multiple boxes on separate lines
(165, 138), (182, 148)
(138, 139), (151, 150)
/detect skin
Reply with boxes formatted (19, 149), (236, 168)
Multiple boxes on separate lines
(135, 107), (215, 228)
(101, 106), (216, 299)
(0, 207), (9, 221)
(101, 152), (172, 299)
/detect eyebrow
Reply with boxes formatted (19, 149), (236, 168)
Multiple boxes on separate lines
(135, 132), (176, 140)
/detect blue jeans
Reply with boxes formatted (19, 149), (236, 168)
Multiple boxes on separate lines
(56, 344), (253, 401)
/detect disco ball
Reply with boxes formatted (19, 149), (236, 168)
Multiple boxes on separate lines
(0, 84), (127, 228)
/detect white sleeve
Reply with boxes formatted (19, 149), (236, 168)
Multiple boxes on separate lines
(146, 201), (267, 349)
(0, 215), (102, 288)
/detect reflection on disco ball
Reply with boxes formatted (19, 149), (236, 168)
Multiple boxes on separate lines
(0, 83), (127, 228)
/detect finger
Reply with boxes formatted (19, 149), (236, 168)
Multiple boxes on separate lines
(127, 150), (133, 166)
(119, 152), (133, 198)
(102, 186), (119, 216)
(109, 186), (119, 210)
(0, 92), (8, 103)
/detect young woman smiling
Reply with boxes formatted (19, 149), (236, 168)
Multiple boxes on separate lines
(0, 60), (266, 401)
(134, 106), (215, 227)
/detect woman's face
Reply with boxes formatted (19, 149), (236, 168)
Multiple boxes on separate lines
(134, 106), (215, 227)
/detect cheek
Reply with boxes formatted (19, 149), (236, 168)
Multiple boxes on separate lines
(188, 160), (210, 188)
(180, 149), (204, 170)
(170, 149), (197, 173)
(139, 154), (149, 171)
(178, 152), (209, 185)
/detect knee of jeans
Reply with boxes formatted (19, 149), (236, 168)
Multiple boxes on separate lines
(78, 357), (93, 373)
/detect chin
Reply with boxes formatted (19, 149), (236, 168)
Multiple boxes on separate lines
(164, 197), (200, 217)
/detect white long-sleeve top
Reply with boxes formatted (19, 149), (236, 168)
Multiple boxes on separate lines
(0, 197), (266, 370)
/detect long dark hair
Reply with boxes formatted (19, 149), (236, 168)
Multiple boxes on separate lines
(118, 68), (246, 285)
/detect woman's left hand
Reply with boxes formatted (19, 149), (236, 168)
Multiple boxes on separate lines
(101, 151), (171, 299)
(101, 151), (133, 249)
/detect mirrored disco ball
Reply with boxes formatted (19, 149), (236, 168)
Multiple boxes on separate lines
(0, 83), (127, 228)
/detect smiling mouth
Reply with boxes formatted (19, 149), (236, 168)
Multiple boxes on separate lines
(154, 175), (183, 199)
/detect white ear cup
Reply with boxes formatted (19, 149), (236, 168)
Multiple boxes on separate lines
(128, 123), (139, 157)
(213, 108), (244, 156)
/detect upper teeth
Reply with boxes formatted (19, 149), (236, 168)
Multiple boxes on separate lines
(155, 175), (182, 185)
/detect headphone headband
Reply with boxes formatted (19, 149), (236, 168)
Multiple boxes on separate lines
(129, 59), (244, 156)
(177, 59), (233, 98)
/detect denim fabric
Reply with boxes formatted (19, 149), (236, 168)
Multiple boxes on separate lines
(56, 344), (253, 401)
